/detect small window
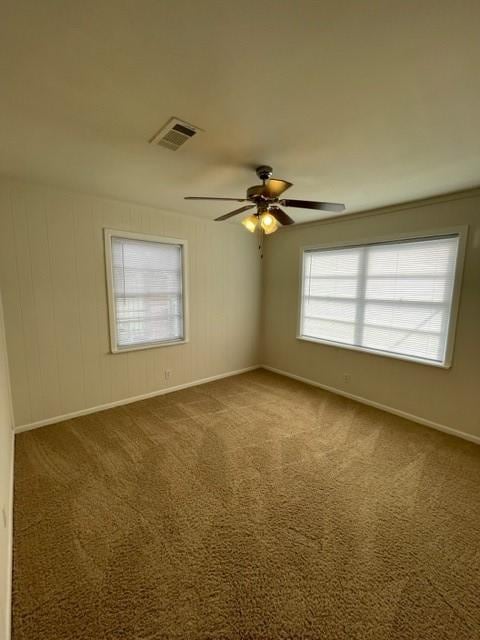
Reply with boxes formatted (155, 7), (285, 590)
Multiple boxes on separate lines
(299, 230), (466, 367)
(104, 230), (188, 353)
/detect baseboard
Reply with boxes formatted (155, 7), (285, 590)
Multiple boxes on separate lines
(262, 365), (480, 446)
(15, 362), (480, 446)
(5, 431), (14, 640)
(15, 365), (261, 434)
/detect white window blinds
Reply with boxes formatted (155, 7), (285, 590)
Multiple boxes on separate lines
(300, 235), (461, 365)
(109, 235), (185, 350)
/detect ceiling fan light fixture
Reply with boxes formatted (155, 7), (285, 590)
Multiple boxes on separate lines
(260, 212), (279, 235)
(241, 214), (258, 233)
(185, 165), (346, 229)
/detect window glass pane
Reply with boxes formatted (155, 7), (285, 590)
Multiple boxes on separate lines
(302, 318), (355, 345)
(365, 277), (449, 302)
(305, 278), (358, 299)
(361, 326), (442, 362)
(301, 235), (459, 365)
(363, 302), (445, 333)
(367, 238), (456, 276)
(308, 247), (361, 276)
(303, 298), (357, 323)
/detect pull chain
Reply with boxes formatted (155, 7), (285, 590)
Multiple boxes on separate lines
(258, 225), (264, 259)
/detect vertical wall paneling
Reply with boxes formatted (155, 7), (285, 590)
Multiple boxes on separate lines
(0, 179), (262, 427)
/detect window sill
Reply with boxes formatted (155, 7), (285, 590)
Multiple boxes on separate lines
(296, 335), (451, 369)
(111, 338), (188, 354)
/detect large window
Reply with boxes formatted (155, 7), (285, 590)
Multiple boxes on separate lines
(299, 231), (466, 367)
(104, 230), (187, 352)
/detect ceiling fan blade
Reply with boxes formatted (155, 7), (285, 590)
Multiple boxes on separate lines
(280, 199), (345, 212)
(214, 205), (254, 222)
(269, 206), (295, 226)
(185, 196), (248, 202)
(262, 179), (293, 198)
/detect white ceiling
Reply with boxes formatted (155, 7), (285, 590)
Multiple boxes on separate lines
(1, 0), (479, 223)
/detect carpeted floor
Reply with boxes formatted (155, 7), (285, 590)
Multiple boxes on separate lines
(13, 369), (480, 639)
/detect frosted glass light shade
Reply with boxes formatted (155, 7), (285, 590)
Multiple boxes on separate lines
(241, 215), (258, 233)
(260, 213), (279, 235)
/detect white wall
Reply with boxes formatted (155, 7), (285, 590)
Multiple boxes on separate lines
(0, 178), (262, 428)
(1, 176), (479, 442)
(262, 190), (480, 440)
(0, 293), (14, 640)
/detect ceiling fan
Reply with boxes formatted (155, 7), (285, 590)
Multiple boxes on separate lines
(185, 165), (345, 235)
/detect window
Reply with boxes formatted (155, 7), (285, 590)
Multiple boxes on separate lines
(299, 230), (466, 367)
(104, 230), (187, 352)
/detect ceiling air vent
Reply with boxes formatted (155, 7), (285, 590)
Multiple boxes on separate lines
(149, 117), (201, 151)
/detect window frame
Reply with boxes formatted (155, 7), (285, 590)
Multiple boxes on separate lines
(297, 226), (468, 369)
(104, 229), (189, 354)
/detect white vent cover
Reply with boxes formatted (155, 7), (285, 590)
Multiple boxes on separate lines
(149, 117), (201, 151)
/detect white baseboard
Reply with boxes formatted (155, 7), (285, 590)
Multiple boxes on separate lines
(262, 365), (480, 446)
(15, 365), (261, 434)
(15, 362), (480, 446)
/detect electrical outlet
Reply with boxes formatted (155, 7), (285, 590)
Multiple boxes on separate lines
(343, 373), (351, 384)
(164, 369), (172, 381)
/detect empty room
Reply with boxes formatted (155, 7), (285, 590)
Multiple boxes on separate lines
(1, 1), (480, 638)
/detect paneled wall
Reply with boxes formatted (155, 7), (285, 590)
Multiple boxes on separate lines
(0, 179), (261, 427)
(262, 190), (480, 440)
(0, 294), (14, 640)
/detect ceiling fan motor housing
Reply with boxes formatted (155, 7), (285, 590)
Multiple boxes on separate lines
(256, 165), (273, 181)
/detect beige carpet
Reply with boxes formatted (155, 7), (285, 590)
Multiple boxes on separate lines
(13, 369), (480, 639)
